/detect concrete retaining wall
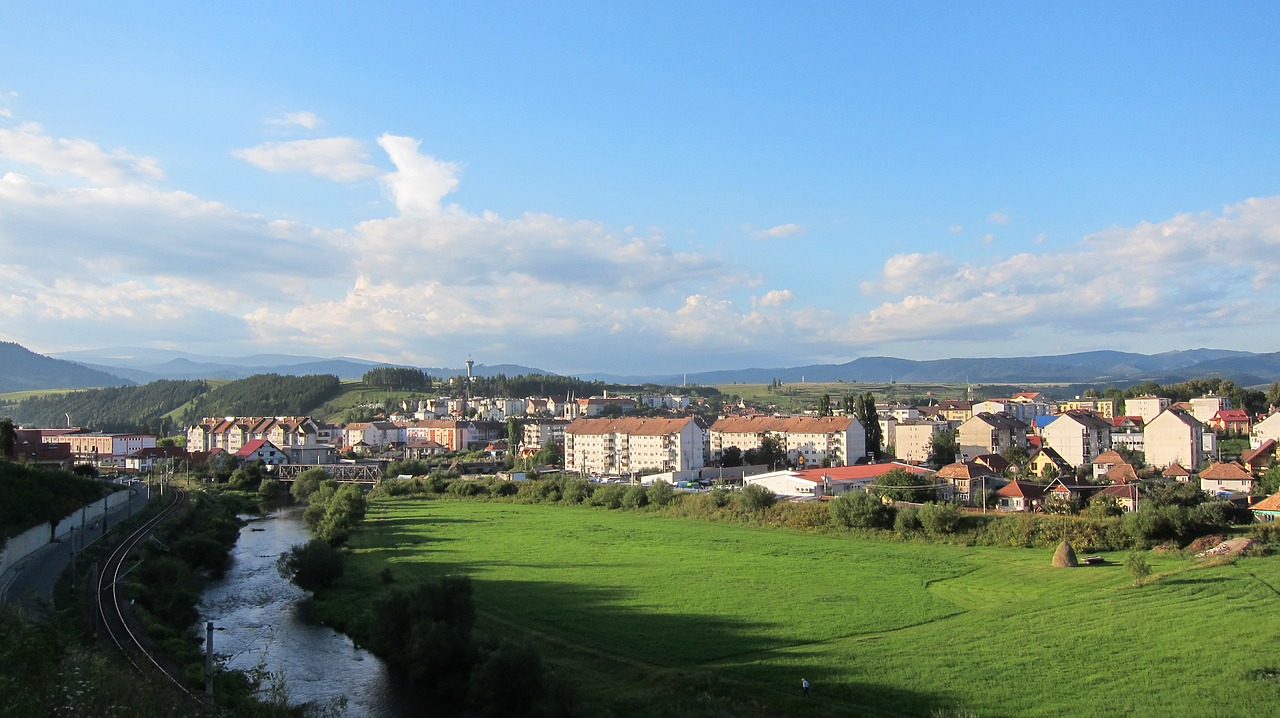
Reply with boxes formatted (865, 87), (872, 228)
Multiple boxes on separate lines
(2, 488), (138, 577)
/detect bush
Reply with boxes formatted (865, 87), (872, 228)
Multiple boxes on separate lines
(830, 491), (893, 530)
(621, 485), (649, 509)
(646, 481), (676, 507)
(448, 480), (487, 497)
(894, 505), (922, 533)
(277, 538), (345, 591)
(468, 639), (547, 717)
(918, 502), (962, 537)
(737, 484), (777, 513)
(1125, 551), (1151, 586)
(562, 477), (592, 504)
(589, 484), (626, 509)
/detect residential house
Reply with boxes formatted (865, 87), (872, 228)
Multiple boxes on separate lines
(1250, 491), (1280, 522)
(1103, 462), (1139, 485)
(1144, 409), (1204, 471)
(1040, 410), (1112, 468)
(708, 415), (866, 468)
(936, 461), (1006, 505)
(1043, 477), (1103, 508)
(235, 439), (290, 466)
(1027, 447), (1073, 479)
(1199, 461), (1255, 496)
(343, 421), (404, 449)
(564, 417), (708, 476)
(996, 480), (1047, 512)
(1162, 462), (1193, 483)
(1110, 416), (1146, 454)
(1210, 409), (1252, 436)
(957, 412), (1028, 461)
(1243, 440), (1275, 477)
(936, 400), (973, 423)
(1094, 482), (1140, 512)
(1092, 449), (1128, 480)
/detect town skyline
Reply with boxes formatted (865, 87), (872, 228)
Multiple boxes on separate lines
(2, 3), (1279, 375)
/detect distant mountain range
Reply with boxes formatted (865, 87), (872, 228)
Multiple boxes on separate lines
(2, 343), (1278, 394)
(46, 346), (551, 384)
(0, 342), (137, 393)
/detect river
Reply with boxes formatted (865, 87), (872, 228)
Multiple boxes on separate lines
(197, 507), (417, 717)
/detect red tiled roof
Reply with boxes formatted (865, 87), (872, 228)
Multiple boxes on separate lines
(1096, 483), (1139, 500)
(1243, 440), (1276, 465)
(997, 480), (1046, 499)
(566, 417), (698, 437)
(1251, 491), (1280, 512)
(1104, 463), (1139, 484)
(1199, 461), (1252, 481)
(711, 415), (859, 434)
(1093, 449), (1126, 466)
(1163, 462), (1191, 477)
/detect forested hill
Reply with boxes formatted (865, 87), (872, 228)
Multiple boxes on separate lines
(181, 373), (342, 424)
(5, 374), (342, 434)
(0, 342), (131, 392)
(9, 380), (209, 433)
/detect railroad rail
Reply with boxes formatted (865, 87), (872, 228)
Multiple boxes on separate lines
(94, 485), (203, 702)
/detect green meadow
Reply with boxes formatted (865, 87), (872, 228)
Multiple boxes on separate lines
(319, 499), (1280, 717)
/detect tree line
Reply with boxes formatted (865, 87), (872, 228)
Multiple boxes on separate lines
(10, 379), (209, 433)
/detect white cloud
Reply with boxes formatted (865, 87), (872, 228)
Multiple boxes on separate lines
(233, 137), (379, 181)
(266, 111), (322, 129)
(947, 224), (964, 235)
(0, 122), (164, 185)
(748, 222), (804, 239)
(377, 134), (460, 216)
(755, 289), (795, 307)
(988, 211), (1010, 225)
(855, 196), (1280, 347)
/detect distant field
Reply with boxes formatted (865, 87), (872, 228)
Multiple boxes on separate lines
(714, 381), (972, 413)
(0, 388), (85, 402)
(319, 499), (1280, 717)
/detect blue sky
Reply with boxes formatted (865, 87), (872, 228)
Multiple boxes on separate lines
(2, 2), (1279, 375)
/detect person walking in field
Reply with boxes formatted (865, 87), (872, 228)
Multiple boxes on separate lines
(802, 678), (810, 697)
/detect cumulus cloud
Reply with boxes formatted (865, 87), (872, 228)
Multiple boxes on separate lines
(0, 122), (164, 185)
(266, 111), (322, 129)
(747, 222), (804, 239)
(988, 211), (1010, 225)
(234, 137), (379, 181)
(377, 134), (460, 216)
(855, 196), (1280, 347)
(755, 289), (795, 307)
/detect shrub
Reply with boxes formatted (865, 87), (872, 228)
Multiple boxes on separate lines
(562, 477), (592, 504)
(918, 502), (962, 537)
(468, 639), (547, 717)
(621, 485), (649, 509)
(1125, 551), (1151, 586)
(894, 505), (922, 533)
(589, 484), (626, 509)
(830, 491), (893, 530)
(277, 538), (345, 591)
(448, 480), (487, 497)
(646, 480), (676, 507)
(737, 484), (777, 513)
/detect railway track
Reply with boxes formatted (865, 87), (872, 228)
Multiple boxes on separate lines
(94, 485), (202, 701)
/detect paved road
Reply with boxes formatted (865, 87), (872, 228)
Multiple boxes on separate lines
(0, 487), (157, 617)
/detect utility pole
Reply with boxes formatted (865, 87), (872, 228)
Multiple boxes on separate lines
(205, 621), (215, 696)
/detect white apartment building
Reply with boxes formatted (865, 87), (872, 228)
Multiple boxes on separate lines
(1126, 396), (1171, 424)
(564, 417), (707, 476)
(522, 420), (571, 452)
(708, 416), (866, 468)
(1144, 408), (1204, 471)
(187, 416), (322, 453)
(1190, 394), (1231, 425)
(1040, 410), (1112, 468)
(894, 420), (949, 464)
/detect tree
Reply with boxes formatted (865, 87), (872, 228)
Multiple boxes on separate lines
(746, 434), (786, 469)
(873, 468), (935, 502)
(738, 484), (777, 512)
(817, 394), (832, 417)
(277, 538), (345, 591)
(1002, 443), (1030, 467)
(1259, 465), (1280, 496)
(0, 418), (15, 460)
(720, 446), (743, 468)
(1267, 381), (1280, 410)
(855, 393), (882, 461)
(917, 502), (961, 536)
(928, 429), (958, 468)
(829, 490), (893, 529)
(1125, 551), (1151, 586)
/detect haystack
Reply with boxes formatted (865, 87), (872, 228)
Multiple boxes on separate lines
(1052, 540), (1079, 568)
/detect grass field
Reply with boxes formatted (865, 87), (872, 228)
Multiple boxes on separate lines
(319, 499), (1280, 717)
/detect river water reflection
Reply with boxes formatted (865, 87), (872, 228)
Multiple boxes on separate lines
(198, 508), (415, 717)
